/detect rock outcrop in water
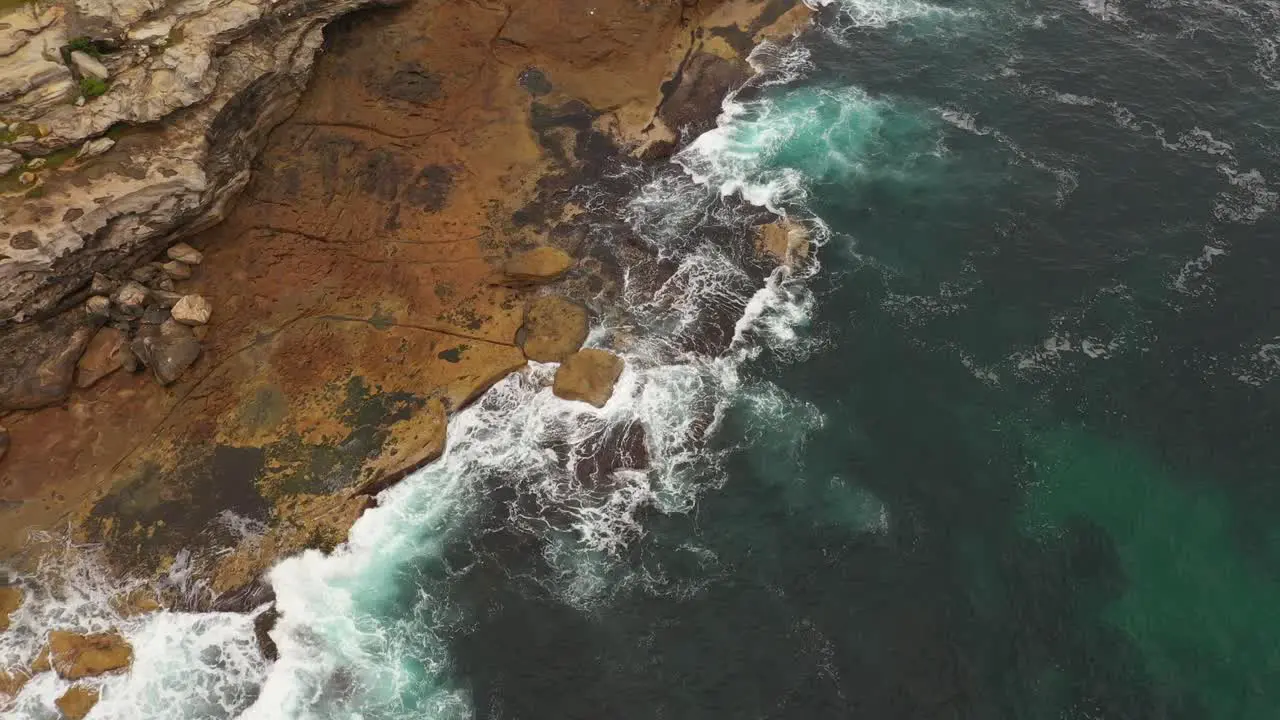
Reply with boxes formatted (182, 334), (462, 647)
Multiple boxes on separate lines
(554, 348), (625, 408)
(0, 0), (813, 606)
(32, 629), (133, 679)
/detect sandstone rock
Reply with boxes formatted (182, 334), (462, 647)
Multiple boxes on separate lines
(85, 295), (111, 317)
(76, 327), (126, 389)
(553, 348), (624, 407)
(502, 246), (574, 284)
(26, 157), (47, 170)
(0, 585), (22, 632)
(132, 320), (201, 385)
(75, 137), (116, 160)
(69, 51), (110, 80)
(520, 295), (589, 362)
(56, 685), (100, 720)
(34, 630), (133, 679)
(0, 149), (21, 176)
(0, 426), (8, 464)
(171, 294), (212, 325)
(0, 314), (98, 410)
(111, 281), (149, 316)
(166, 243), (203, 266)
(755, 217), (811, 267)
(161, 260), (192, 280)
(0, 669), (30, 702)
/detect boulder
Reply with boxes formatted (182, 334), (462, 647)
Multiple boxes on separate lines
(33, 630), (133, 679)
(254, 606), (279, 662)
(56, 685), (100, 720)
(89, 273), (117, 295)
(0, 585), (22, 632)
(502, 246), (573, 284)
(69, 51), (110, 80)
(0, 669), (30, 702)
(0, 149), (22, 176)
(132, 320), (202, 385)
(552, 348), (624, 407)
(755, 218), (811, 267)
(171, 294), (212, 325)
(0, 314), (99, 410)
(75, 327), (126, 389)
(161, 260), (192, 280)
(111, 281), (150, 316)
(75, 137), (115, 160)
(166, 243), (204, 265)
(85, 295), (111, 317)
(519, 295), (588, 362)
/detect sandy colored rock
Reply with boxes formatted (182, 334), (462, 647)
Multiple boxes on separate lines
(76, 327), (127, 389)
(111, 282), (150, 316)
(521, 296), (589, 363)
(171, 295), (212, 325)
(0, 149), (22, 175)
(0, 585), (21, 632)
(56, 685), (100, 719)
(84, 295), (111, 317)
(35, 630), (133, 680)
(755, 217), (811, 267)
(76, 137), (116, 160)
(69, 51), (110, 80)
(0, 668), (30, 702)
(166, 243), (204, 266)
(553, 348), (625, 408)
(503, 246), (574, 284)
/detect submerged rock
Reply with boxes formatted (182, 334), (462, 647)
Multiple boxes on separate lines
(553, 348), (624, 407)
(34, 630), (133, 679)
(0, 668), (30, 703)
(254, 606), (279, 662)
(56, 685), (100, 720)
(502, 246), (574, 284)
(519, 295), (588, 363)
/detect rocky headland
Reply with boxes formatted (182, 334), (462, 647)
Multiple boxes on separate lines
(0, 0), (813, 704)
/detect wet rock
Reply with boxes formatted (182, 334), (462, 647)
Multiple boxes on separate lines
(33, 630), (133, 679)
(171, 294), (212, 325)
(75, 327), (126, 389)
(520, 295), (589, 363)
(167, 243), (203, 265)
(56, 685), (100, 720)
(0, 314), (98, 410)
(0, 668), (30, 702)
(161, 260), (192, 280)
(111, 281), (150, 316)
(552, 348), (624, 407)
(384, 64), (442, 105)
(574, 421), (649, 488)
(0, 149), (21, 175)
(0, 585), (21, 632)
(85, 295), (111, 317)
(254, 605), (279, 662)
(659, 52), (752, 138)
(70, 51), (110, 80)
(0, 426), (8, 464)
(503, 246), (574, 285)
(755, 217), (811, 267)
(132, 320), (202, 385)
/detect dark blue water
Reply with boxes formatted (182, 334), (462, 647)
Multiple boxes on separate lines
(437, 1), (1280, 718)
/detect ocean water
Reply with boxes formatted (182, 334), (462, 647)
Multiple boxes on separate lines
(6, 0), (1280, 717)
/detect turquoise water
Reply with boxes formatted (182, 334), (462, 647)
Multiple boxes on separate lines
(7, 0), (1280, 717)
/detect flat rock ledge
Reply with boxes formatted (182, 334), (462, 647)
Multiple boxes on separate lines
(0, 0), (399, 324)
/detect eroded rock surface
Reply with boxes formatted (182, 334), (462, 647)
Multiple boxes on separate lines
(55, 685), (100, 720)
(521, 295), (589, 363)
(554, 348), (625, 408)
(34, 630), (133, 679)
(0, 585), (22, 631)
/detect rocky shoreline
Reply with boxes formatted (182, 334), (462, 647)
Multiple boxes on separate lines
(1, 0), (813, 711)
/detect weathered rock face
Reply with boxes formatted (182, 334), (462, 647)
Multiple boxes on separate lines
(56, 685), (100, 720)
(0, 0), (399, 325)
(520, 295), (589, 363)
(34, 630), (133, 679)
(553, 348), (625, 407)
(75, 326), (126, 388)
(0, 312), (99, 410)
